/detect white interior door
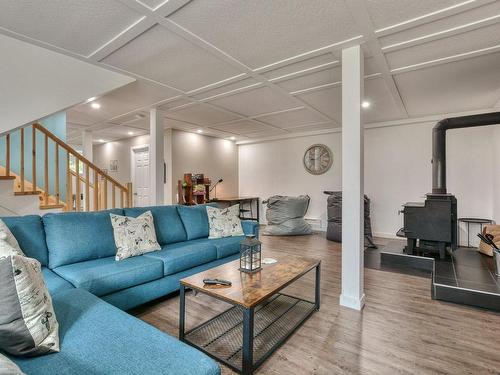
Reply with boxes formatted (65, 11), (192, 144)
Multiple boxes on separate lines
(132, 147), (150, 207)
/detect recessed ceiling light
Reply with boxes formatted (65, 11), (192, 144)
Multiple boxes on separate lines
(98, 139), (105, 143)
(86, 97), (97, 103)
(128, 131), (134, 136)
(91, 102), (101, 109)
(230, 136), (236, 140)
(197, 129), (203, 134)
(361, 101), (371, 109)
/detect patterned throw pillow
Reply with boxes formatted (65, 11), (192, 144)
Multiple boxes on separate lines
(0, 255), (59, 357)
(0, 353), (25, 374)
(110, 211), (161, 261)
(206, 204), (244, 239)
(0, 219), (25, 258)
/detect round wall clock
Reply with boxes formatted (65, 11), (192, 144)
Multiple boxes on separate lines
(303, 144), (333, 175)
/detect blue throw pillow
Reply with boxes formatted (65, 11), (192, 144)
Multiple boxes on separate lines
(177, 204), (218, 240)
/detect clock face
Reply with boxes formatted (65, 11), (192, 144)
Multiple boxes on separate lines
(303, 144), (333, 175)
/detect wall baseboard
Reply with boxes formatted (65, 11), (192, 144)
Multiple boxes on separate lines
(373, 231), (401, 240)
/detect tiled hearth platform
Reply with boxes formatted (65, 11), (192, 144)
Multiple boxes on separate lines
(365, 239), (500, 311)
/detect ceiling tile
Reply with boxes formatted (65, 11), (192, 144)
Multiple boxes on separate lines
(244, 128), (289, 139)
(257, 108), (326, 128)
(158, 98), (193, 111)
(67, 81), (176, 125)
(0, 0), (142, 56)
(192, 78), (261, 100)
(386, 23), (500, 70)
(287, 122), (337, 133)
(67, 109), (100, 126)
(210, 120), (275, 135)
(261, 54), (339, 79)
(200, 128), (235, 138)
(170, 0), (361, 69)
(102, 25), (242, 91)
(164, 104), (239, 125)
(138, 0), (166, 10)
(395, 52), (500, 117)
(165, 118), (199, 130)
(365, 0), (465, 30)
(276, 67), (341, 92)
(379, 1), (500, 47)
(208, 86), (298, 116)
(296, 87), (342, 123)
(363, 78), (406, 123)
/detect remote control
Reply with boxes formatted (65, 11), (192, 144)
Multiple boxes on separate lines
(203, 278), (232, 286)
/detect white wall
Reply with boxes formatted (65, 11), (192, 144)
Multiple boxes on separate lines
(365, 122), (494, 241)
(92, 129), (238, 205)
(171, 130), (238, 203)
(239, 133), (342, 230)
(93, 134), (151, 187)
(0, 34), (134, 134)
(239, 122), (496, 240)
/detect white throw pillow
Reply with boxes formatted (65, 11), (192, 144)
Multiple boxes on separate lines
(0, 219), (25, 259)
(0, 255), (59, 356)
(206, 205), (244, 239)
(110, 211), (161, 261)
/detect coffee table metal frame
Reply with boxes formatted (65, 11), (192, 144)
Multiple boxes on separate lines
(179, 262), (321, 375)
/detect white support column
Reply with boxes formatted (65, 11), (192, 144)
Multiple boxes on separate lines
(150, 107), (164, 205)
(81, 130), (93, 162)
(164, 128), (173, 205)
(340, 45), (365, 311)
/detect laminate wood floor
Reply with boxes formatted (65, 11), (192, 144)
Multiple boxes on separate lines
(131, 234), (500, 375)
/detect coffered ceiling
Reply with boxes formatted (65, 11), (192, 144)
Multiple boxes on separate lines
(1, 0), (500, 144)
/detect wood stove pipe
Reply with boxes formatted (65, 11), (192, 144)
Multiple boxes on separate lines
(432, 111), (500, 194)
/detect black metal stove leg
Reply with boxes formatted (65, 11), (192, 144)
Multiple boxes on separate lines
(406, 238), (416, 255)
(438, 243), (446, 259)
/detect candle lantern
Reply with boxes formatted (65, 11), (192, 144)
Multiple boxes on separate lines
(239, 235), (262, 273)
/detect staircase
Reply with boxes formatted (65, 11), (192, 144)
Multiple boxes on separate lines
(0, 123), (133, 216)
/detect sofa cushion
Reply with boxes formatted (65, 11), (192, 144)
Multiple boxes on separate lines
(211, 236), (245, 259)
(124, 206), (187, 246)
(11, 288), (220, 375)
(42, 267), (74, 296)
(177, 203), (218, 240)
(0, 219), (25, 257)
(43, 209), (123, 268)
(144, 240), (217, 276)
(53, 256), (163, 297)
(185, 237), (245, 259)
(1, 215), (49, 266)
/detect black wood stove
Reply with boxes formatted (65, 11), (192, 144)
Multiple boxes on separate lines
(400, 112), (500, 259)
(401, 194), (457, 259)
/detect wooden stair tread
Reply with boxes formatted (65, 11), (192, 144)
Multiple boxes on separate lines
(0, 176), (16, 180)
(39, 204), (66, 210)
(14, 191), (42, 196)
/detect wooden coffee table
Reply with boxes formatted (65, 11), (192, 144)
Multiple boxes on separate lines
(179, 256), (321, 375)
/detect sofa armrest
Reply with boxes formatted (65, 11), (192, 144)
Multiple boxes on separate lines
(241, 220), (259, 238)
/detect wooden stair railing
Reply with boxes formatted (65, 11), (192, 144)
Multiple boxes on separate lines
(0, 123), (133, 211)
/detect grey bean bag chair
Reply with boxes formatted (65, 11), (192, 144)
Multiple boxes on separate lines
(262, 195), (313, 236)
(324, 191), (377, 248)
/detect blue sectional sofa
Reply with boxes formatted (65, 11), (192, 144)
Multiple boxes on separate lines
(1, 204), (259, 375)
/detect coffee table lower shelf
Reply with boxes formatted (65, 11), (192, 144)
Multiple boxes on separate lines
(182, 293), (316, 374)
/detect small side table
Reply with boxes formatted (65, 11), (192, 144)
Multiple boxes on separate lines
(458, 218), (494, 247)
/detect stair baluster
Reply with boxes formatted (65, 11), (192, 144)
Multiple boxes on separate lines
(1, 122), (132, 212)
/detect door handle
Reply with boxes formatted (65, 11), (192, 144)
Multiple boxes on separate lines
(133, 193), (138, 195)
